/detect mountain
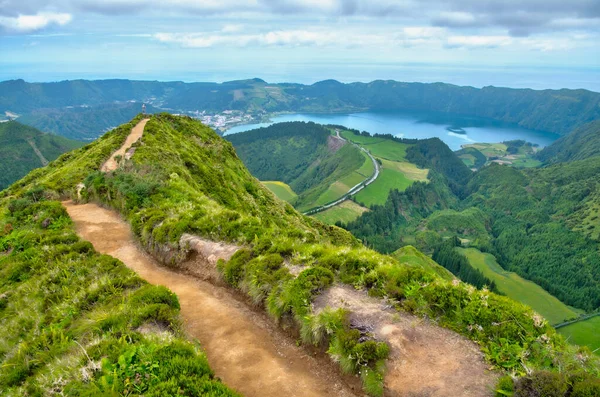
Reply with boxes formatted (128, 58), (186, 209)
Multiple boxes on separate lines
(537, 120), (600, 164)
(2, 79), (599, 140)
(2, 114), (597, 395)
(0, 121), (82, 190)
(18, 102), (160, 141)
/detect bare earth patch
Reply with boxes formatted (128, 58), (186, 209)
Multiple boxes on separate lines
(314, 284), (498, 397)
(101, 118), (149, 172)
(63, 202), (360, 397)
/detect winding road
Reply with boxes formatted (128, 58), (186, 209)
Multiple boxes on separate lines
(303, 129), (380, 215)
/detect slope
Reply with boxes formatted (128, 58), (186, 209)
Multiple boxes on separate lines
(1, 114), (598, 396)
(537, 120), (600, 164)
(0, 121), (82, 190)
(227, 122), (367, 211)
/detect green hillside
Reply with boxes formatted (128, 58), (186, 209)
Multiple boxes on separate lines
(261, 181), (297, 204)
(457, 247), (580, 325)
(538, 120), (600, 164)
(0, 121), (82, 190)
(227, 122), (367, 210)
(2, 114), (596, 395)
(345, 128), (600, 315)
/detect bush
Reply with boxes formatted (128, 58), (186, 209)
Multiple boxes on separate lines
(514, 371), (568, 397)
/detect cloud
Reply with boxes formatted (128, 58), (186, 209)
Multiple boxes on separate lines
(0, 12), (72, 33)
(153, 30), (348, 48)
(446, 35), (513, 49)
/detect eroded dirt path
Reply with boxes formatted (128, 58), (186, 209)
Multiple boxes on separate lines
(314, 284), (498, 397)
(63, 201), (360, 397)
(101, 118), (149, 172)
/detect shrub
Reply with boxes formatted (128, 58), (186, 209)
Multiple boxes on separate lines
(514, 371), (568, 397)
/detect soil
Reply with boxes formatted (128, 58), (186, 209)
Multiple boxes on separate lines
(63, 201), (361, 397)
(100, 118), (149, 172)
(313, 284), (499, 397)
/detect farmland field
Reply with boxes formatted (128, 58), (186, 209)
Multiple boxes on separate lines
(262, 181), (297, 204)
(558, 316), (600, 354)
(312, 200), (369, 224)
(457, 247), (580, 325)
(355, 168), (412, 207)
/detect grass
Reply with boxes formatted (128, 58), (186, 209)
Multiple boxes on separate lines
(355, 168), (412, 207)
(558, 316), (600, 355)
(391, 245), (454, 281)
(340, 130), (409, 162)
(0, 197), (237, 396)
(313, 200), (369, 225)
(379, 159), (428, 182)
(3, 114), (599, 395)
(310, 151), (375, 208)
(457, 247), (580, 325)
(262, 181), (298, 204)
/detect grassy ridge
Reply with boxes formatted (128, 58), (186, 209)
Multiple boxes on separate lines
(262, 181), (297, 204)
(457, 247), (580, 325)
(2, 114), (598, 396)
(0, 198), (237, 396)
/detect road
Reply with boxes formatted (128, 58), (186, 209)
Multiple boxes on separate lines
(303, 130), (380, 215)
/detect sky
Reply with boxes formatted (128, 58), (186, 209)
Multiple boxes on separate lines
(1, 0), (599, 90)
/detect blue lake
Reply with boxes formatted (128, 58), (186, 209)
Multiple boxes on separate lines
(225, 111), (560, 151)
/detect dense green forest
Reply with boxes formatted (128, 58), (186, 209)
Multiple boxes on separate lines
(3, 78), (599, 140)
(537, 120), (600, 164)
(0, 121), (82, 190)
(2, 114), (597, 395)
(227, 122), (365, 210)
(344, 131), (600, 313)
(432, 237), (498, 291)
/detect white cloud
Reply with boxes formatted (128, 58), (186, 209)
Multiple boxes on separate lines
(446, 35), (513, 48)
(153, 29), (382, 48)
(0, 12), (72, 33)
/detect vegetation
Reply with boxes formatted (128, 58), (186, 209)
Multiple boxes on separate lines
(313, 200), (368, 225)
(0, 191), (237, 396)
(458, 247), (580, 325)
(457, 141), (542, 169)
(227, 121), (367, 210)
(4, 78), (600, 139)
(538, 120), (600, 164)
(0, 121), (82, 190)
(2, 114), (598, 395)
(261, 181), (297, 204)
(558, 316), (600, 355)
(432, 237), (498, 291)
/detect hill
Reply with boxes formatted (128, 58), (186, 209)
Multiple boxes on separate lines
(227, 122), (368, 211)
(2, 114), (597, 395)
(344, 131), (600, 322)
(537, 120), (600, 164)
(0, 121), (82, 190)
(3, 78), (600, 140)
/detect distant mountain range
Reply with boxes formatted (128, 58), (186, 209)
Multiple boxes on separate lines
(2, 78), (599, 140)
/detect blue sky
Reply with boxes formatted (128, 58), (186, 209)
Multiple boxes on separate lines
(1, 0), (599, 89)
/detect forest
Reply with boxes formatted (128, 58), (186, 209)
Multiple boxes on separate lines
(344, 121), (600, 312)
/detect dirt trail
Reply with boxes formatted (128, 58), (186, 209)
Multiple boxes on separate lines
(314, 284), (498, 397)
(101, 118), (149, 172)
(63, 202), (360, 397)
